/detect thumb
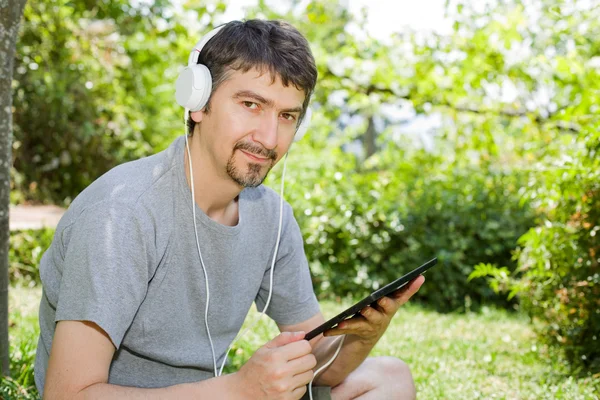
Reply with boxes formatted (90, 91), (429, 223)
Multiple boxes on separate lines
(265, 331), (305, 349)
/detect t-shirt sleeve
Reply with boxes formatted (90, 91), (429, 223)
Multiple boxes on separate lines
(255, 203), (320, 326)
(55, 202), (155, 348)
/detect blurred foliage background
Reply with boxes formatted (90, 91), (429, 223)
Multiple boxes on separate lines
(9, 0), (600, 380)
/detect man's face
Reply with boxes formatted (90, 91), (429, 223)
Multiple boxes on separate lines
(191, 68), (305, 187)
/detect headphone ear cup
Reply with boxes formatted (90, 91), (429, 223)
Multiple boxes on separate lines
(175, 64), (212, 111)
(294, 107), (312, 142)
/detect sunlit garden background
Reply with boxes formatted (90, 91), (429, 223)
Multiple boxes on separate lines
(2, 0), (599, 398)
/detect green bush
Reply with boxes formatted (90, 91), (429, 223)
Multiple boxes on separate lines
(9, 228), (54, 286)
(471, 126), (600, 373)
(12, 0), (214, 205)
(282, 144), (535, 312)
(515, 127), (600, 373)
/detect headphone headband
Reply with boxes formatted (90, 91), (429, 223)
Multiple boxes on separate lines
(187, 25), (226, 67)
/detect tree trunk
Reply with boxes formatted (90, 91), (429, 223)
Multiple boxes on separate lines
(364, 115), (377, 159)
(0, 0), (28, 377)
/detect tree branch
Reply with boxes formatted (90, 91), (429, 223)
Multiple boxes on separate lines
(323, 67), (581, 133)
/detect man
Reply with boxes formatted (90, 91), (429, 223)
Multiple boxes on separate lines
(35, 19), (423, 399)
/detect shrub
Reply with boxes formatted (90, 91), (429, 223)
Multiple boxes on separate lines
(12, 0), (190, 205)
(471, 125), (600, 373)
(516, 127), (600, 373)
(282, 144), (535, 312)
(9, 228), (54, 286)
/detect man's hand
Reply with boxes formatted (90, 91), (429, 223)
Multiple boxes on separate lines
(323, 275), (425, 344)
(234, 331), (317, 399)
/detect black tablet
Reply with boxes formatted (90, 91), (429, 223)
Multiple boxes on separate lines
(305, 257), (437, 341)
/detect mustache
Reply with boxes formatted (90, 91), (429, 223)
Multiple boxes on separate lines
(234, 141), (277, 161)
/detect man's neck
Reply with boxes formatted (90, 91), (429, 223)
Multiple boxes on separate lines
(184, 135), (241, 226)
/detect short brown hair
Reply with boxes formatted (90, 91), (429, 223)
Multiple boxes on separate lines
(187, 19), (318, 135)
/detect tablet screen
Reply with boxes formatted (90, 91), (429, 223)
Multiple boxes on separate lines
(305, 258), (437, 341)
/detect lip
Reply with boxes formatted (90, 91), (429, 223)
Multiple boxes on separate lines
(240, 150), (270, 163)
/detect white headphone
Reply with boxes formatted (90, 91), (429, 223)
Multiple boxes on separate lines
(175, 24), (312, 142)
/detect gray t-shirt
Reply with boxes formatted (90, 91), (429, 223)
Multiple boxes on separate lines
(34, 135), (320, 394)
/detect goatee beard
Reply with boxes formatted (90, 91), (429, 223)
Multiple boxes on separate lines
(226, 141), (277, 187)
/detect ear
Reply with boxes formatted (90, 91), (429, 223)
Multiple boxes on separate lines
(190, 109), (205, 123)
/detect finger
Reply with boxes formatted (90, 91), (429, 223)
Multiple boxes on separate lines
(324, 324), (375, 340)
(359, 305), (386, 325)
(291, 384), (308, 399)
(322, 326), (346, 337)
(265, 331), (305, 349)
(390, 275), (425, 304)
(291, 369), (316, 389)
(391, 275), (423, 298)
(278, 338), (313, 361)
(286, 353), (317, 375)
(323, 317), (372, 337)
(337, 314), (367, 330)
(375, 295), (400, 315)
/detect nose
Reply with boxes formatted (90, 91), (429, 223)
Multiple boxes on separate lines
(252, 112), (279, 150)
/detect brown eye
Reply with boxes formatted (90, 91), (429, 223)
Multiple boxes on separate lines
(243, 101), (258, 109)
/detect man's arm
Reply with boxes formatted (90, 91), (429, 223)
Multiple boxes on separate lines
(44, 321), (242, 399)
(278, 275), (425, 388)
(45, 321), (316, 400)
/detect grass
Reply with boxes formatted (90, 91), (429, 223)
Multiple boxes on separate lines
(3, 286), (600, 399)
(2, 286), (41, 399)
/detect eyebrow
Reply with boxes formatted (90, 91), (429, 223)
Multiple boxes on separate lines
(233, 90), (303, 113)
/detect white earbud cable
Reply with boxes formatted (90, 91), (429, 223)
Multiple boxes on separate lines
(218, 152), (289, 376)
(184, 109), (287, 377)
(309, 335), (346, 400)
(185, 109), (344, 400)
(185, 109), (219, 376)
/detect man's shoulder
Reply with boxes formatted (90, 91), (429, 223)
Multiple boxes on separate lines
(101, 138), (182, 196)
(59, 137), (183, 229)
